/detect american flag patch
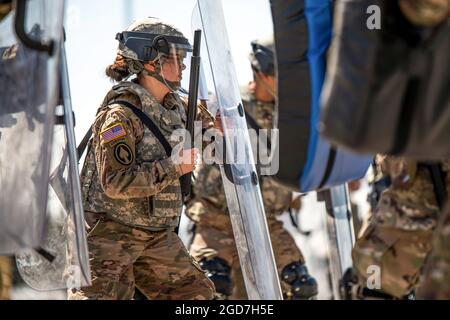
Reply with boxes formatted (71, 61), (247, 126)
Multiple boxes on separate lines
(101, 123), (126, 143)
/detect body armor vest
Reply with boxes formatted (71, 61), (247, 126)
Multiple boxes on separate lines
(80, 81), (185, 230)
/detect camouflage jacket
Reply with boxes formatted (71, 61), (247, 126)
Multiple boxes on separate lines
(81, 81), (213, 230)
(187, 88), (292, 220)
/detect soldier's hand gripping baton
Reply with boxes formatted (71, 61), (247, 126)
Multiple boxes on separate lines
(181, 29), (202, 199)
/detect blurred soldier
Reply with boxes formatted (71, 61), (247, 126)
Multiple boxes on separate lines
(348, 2), (450, 300)
(350, 156), (449, 299)
(400, 0), (450, 300)
(0, 256), (12, 300)
(69, 18), (216, 300)
(186, 38), (318, 300)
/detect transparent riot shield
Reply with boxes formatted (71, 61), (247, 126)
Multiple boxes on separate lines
(15, 45), (91, 290)
(317, 184), (355, 300)
(0, 0), (64, 254)
(192, 0), (282, 300)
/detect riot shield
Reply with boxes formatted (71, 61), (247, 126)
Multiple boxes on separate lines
(192, 0), (282, 300)
(0, 0), (64, 254)
(318, 184), (355, 300)
(15, 44), (91, 290)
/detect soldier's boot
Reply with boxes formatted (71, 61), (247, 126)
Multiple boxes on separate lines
(199, 257), (233, 300)
(340, 268), (415, 300)
(281, 261), (318, 300)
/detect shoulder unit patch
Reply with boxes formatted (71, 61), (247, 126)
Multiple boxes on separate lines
(114, 143), (134, 165)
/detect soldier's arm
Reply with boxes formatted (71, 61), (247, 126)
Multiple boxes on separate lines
(96, 106), (183, 199)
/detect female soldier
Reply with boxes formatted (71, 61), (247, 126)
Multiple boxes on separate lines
(69, 18), (216, 300)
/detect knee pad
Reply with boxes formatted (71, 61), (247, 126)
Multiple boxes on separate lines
(199, 257), (233, 297)
(281, 261), (318, 300)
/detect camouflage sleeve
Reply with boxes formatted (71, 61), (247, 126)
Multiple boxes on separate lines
(95, 105), (183, 199)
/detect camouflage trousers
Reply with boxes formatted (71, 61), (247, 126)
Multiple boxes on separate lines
(417, 201), (450, 299)
(352, 166), (443, 298)
(68, 216), (215, 300)
(0, 256), (12, 300)
(189, 210), (305, 299)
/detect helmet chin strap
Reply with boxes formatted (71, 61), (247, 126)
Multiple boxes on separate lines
(124, 55), (181, 93)
(141, 68), (181, 93)
(141, 55), (181, 93)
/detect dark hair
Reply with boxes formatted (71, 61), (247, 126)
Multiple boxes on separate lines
(105, 55), (131, 82)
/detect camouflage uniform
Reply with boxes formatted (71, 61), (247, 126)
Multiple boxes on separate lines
(352, 156), (450, 298)
(417, 161), (450, 299)
(187, 89), (307, 299)
(356, 2), (450, 300)
(69, 81), (215, 300)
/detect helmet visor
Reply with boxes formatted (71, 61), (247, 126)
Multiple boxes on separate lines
(158, 43), (192, 92)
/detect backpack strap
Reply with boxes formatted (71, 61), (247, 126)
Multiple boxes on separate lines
(77, 100), (173, 160)
(114, 100), (173, 157)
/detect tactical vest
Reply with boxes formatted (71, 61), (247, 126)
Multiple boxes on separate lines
(80, 81), (185, 231)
